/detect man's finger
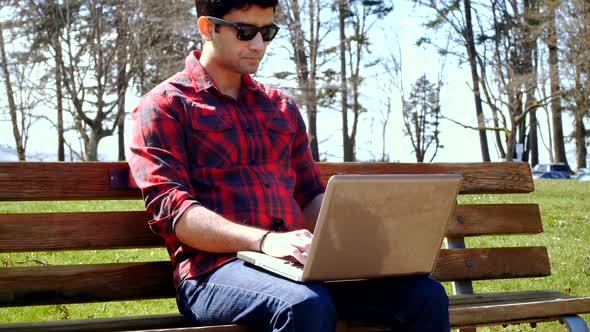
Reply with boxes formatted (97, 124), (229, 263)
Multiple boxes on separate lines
(291, 249), (307, 265)
(302, 230), (313, 238)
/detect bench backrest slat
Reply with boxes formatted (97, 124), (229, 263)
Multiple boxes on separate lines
(318, 162), (534, 194)
(449, 204), (543, 237)
(0, 262), (173, 307)
(433, 247), (550, 281)
(0, 246), (550, 307)
(0, 162), (138, 201)
(0, 212), (159, 252)
(0, 162), (534, 201)
(0, 203), (542, 252)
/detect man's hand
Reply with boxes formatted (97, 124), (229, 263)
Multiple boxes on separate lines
(260, 230), (312, 264)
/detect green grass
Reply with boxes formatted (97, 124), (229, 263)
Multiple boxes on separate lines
(0, 180), (589, 331)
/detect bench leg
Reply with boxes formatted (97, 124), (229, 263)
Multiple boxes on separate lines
(561, 315), (589, 332)
(446, 237), (476, 332)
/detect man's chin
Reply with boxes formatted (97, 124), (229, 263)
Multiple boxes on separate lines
(241, 65), (260, 75)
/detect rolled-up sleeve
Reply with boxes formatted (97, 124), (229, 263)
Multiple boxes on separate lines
(128, 93), (199, 241)
(285, 97), (326, 209)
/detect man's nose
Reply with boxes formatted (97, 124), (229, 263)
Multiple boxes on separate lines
(248, 32), (265, 51)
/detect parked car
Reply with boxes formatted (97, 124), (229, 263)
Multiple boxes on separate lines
(571, 168), (590, 179)
(577, 173), (590, 181)
(532, 163), (574, 178)
(532, 171), (569, 180)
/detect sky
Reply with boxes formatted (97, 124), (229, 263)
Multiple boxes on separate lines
(0, 2), (580, 166)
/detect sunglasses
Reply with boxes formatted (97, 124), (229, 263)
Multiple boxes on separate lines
(206, 16), (280, 42)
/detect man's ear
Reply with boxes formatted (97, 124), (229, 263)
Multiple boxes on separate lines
(197, 16), (214, 41)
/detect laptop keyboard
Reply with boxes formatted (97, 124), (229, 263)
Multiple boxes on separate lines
(282, 260), (304, 270)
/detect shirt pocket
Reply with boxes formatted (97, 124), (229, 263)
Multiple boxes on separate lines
(263, 113), (296, 163)
(188, 109), (238, 168)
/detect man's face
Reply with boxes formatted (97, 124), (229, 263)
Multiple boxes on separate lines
(209, 5), (275, 75)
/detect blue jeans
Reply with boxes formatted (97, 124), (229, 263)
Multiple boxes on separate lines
(176, 260), (450, 332)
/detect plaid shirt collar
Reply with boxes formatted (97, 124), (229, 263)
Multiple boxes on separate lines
(185, 50), (266, 97)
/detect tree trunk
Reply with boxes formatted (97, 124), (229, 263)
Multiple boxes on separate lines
(505, 123), (518, 162)
(45, 0), (66, 161)
(529, 110), (539, 167)
(574, 69), (588, 169)
(513, 95), (526, 161)
(306, 0), (319, 161)
(116, 5), (128, 161)
(491, 107), (506, 159)
(523, 0), (539, 166)
(574, 106), (587, 169)
(286, 0), (320, 161)
(381, 97), (391, 161)
(117, 101), (126, 161)
(55, 35), (65, 161)
(548, 2), (567, 164)
(0, 22), (25, 160)
(338, 0), (352, 162)
(88, 130), (100, 161)
(307, 99), (319, 161)
(463, 0), (491, 162)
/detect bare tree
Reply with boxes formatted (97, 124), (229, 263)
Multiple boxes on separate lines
(0, 21), (26, 160)
(401, 75), (443, 162)
(338, 0), (392, 161)
(418, 0), (549, 162)
(115, 2), (130, 161)
(463, 0), (491, 161)
(377, 83), (393, 162)
(547, 0), (568, 164)
(337, 0), (351, 161)
(563, 0), (590, 169)
(0, 4), (47, 161)
(415, 0), (491, 161)
(522, 0), (541, 166)
(277, 0), (333, 161)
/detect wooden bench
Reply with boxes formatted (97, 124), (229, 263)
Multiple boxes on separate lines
(0, 161), (589, 331)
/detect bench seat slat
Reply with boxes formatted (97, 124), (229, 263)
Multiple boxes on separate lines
(0, 247), (550, 307)
(1, 291), (588, 331)
(449, 290), (590, 328)
(0, 204), (542, 252)
(0, 314), (190, 332)
(0, 315), (377, 332)
(0, 162), (534, 201)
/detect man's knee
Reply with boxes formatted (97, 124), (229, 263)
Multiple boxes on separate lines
(278, 285), (337, 331)
(419, 277), (449, 321)
(430, 280), (449, 312)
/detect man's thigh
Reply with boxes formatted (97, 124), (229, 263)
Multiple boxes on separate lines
(326, 275), (449, 327)
(176, 260), (333, 327)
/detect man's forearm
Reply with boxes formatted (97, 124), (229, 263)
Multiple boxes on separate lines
(175, 205), (268, 253)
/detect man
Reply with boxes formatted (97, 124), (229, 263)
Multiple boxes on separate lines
(128, 1), (450, 331)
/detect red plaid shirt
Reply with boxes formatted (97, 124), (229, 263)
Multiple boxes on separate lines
(128, 51), (325, 287)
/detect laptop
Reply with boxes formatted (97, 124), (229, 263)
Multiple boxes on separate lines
(237, 173), (463, 282)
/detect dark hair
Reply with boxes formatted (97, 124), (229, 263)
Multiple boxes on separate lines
(195, 0), (279, 18)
